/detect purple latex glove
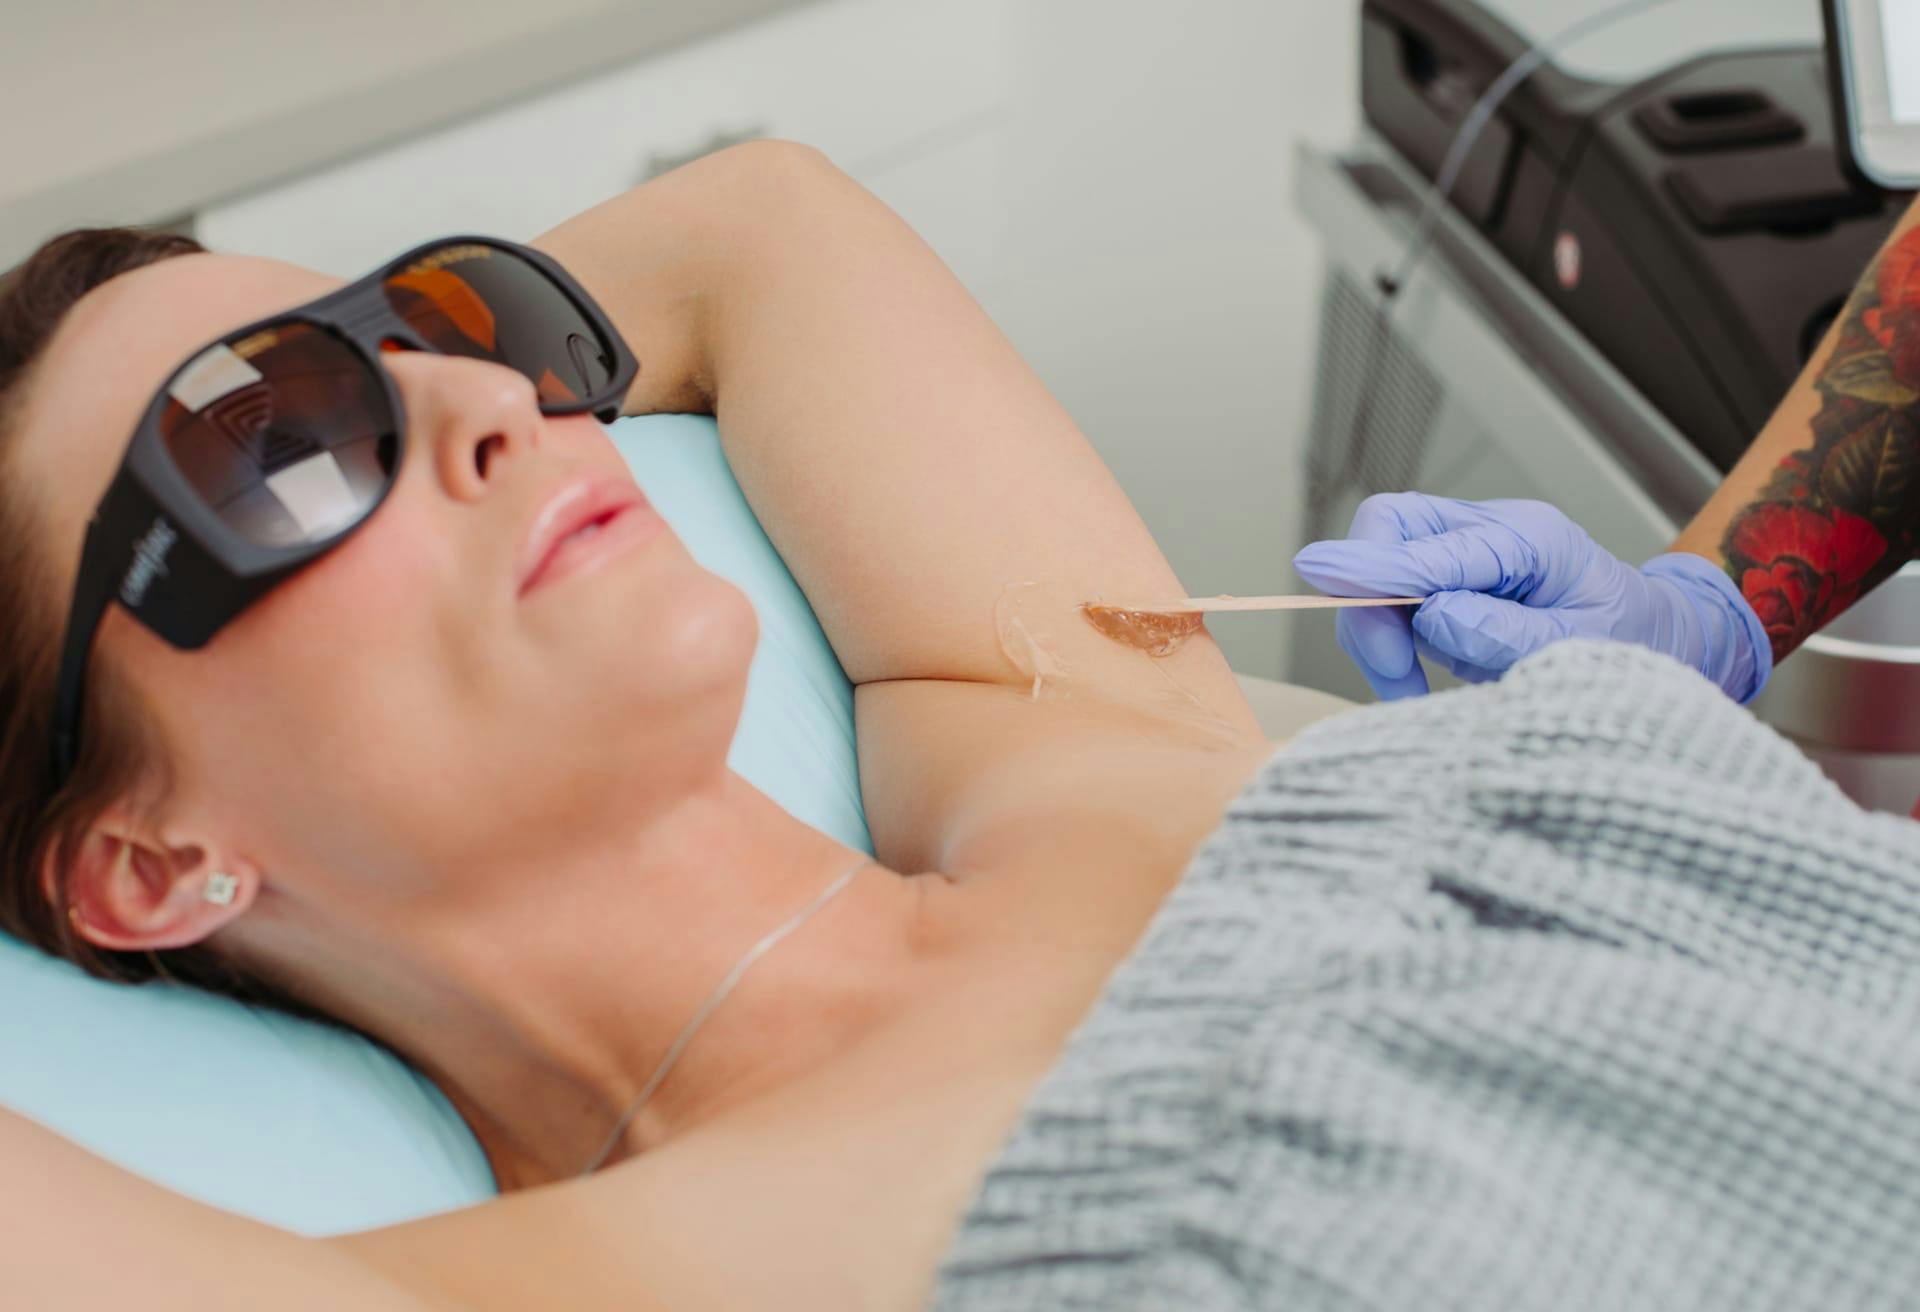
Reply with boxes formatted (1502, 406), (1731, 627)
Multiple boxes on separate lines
(1291, 494), (1773, 703)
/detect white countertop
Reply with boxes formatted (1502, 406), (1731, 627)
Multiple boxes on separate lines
(1, 0), (813, 267)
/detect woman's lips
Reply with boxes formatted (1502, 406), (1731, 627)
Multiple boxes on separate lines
(518, 485), (663, 599)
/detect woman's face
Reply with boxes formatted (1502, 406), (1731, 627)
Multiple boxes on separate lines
(19, 251), (758, 907)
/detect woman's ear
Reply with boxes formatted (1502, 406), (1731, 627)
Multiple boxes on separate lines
(54, 818), (255, 953)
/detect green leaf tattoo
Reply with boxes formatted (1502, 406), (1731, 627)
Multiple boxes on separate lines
(1715, 227), (1920, 659)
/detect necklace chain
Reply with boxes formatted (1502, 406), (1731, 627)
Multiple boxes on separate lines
(577, 857), (870, 1177)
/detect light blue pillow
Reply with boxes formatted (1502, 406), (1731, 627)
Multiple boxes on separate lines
(0, 413), (870, 1233)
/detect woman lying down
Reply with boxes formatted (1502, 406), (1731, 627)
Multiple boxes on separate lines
(3, 142), (1918, 1311)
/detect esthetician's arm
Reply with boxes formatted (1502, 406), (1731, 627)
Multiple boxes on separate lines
(1671, 193), (1920, 665)
(534, 142), (1269, 884)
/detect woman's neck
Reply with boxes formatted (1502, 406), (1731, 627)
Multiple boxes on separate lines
(241, 769), (968, 1190)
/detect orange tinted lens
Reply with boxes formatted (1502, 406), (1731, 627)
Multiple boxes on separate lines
(381, 243), (614, 407)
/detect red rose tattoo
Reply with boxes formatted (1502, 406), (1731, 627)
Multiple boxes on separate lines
(1865, 234), (1920, 386)
(1721, 225), (1920, 663)
(1729, 505), (1886, 653)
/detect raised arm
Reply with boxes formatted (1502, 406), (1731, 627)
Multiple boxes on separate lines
(532, 140), (1241, 692)
(0, 1105), (446, 1311)
(533, 142), (1265, 878)
(1673, 194), (1920, 663)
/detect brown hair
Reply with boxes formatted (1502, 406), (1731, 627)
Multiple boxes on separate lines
(0, 227), (322, 1019)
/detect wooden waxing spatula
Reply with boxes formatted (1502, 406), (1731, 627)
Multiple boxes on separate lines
(1087, 595), (1425, 615)
(1078, 595), (1424, 656)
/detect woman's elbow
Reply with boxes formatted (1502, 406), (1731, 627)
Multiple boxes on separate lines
(649, 138), (852, 223)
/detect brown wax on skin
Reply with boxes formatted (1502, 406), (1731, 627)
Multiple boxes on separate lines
(1080, 604), (1204, 657)
(994, 581), (1245, 745)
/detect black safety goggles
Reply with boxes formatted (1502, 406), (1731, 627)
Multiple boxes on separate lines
(49, 235), (640, 788)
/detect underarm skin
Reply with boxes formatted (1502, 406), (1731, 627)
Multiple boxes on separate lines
(1675, 197), (1920, 663)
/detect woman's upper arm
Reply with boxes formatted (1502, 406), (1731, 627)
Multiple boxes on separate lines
(0, 1105), (442, 1311)
(535, 141), (1262, 869)
(695, 145), (1265, 866)
(539, 142), (1252, 697)
(689, 144), (1237, 691)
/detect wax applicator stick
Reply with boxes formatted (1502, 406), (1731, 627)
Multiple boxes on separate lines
(1088, 595), (1424, 616)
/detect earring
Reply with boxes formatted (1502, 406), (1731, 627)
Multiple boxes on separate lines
(203, 872), (239, 907)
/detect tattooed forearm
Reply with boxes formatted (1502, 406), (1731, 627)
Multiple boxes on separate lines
(1718, 225), (1920, 662)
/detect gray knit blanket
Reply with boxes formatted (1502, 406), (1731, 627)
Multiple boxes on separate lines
(932, 642), (1920, 1311)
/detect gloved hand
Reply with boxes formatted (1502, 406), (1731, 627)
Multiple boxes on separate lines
(1291, 494), (1773, 703)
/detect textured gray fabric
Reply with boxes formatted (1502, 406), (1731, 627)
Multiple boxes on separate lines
(932, 642), (1920, 1311)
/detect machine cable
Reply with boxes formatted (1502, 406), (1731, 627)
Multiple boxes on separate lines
(1324, 0), (1680, 531)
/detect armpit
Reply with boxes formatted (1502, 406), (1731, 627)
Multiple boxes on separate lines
(993, 580), (1257, 745)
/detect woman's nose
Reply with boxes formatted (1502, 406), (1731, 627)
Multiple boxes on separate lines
(383, 351), (542, 502)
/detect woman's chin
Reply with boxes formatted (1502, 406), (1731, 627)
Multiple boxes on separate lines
(656, 575), (760, 688)
(505, 572), (760, 810)
(585, 574), (758, 731)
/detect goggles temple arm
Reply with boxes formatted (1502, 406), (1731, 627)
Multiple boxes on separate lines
(49, 469), (154, 789)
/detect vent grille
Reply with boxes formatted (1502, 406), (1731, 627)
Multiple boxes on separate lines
(1301, 271), (1445, 542)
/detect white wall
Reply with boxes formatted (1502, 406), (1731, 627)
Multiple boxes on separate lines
(959, 1), (1361, 677)
(195, 0), (1365, 680)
